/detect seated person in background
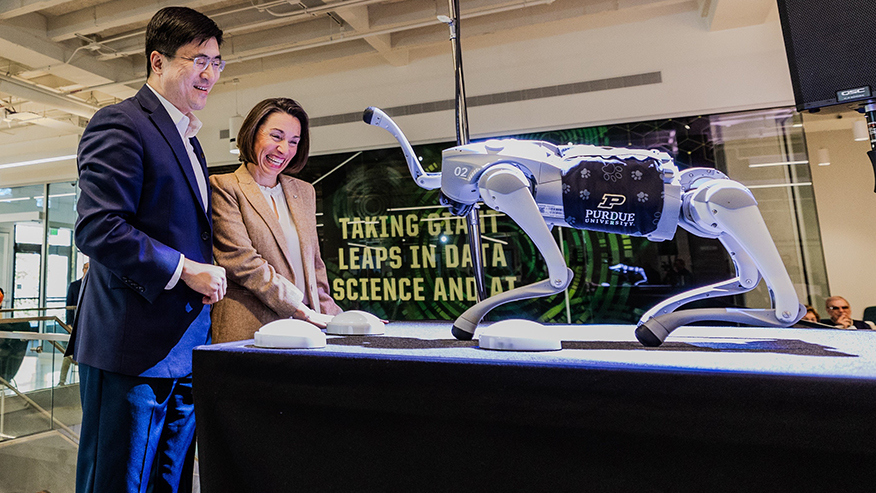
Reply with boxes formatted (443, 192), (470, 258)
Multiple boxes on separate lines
(802, 305), (820, 323)
(210, 98), (342, 343)
(821, 296), (875, 330)
(793, 304), (835, 328)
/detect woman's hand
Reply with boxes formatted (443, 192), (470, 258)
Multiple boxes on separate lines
(292, 305), (334, 329)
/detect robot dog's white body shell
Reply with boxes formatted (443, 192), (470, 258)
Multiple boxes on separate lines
(441, 140), (683, 242)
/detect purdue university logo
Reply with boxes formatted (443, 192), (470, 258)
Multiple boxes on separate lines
(597, 194), (626, 209)
(584, 193), (635, 227)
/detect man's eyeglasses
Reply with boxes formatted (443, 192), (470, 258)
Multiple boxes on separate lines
(828, 305), (850, 310)
(164, 53), (225, 73)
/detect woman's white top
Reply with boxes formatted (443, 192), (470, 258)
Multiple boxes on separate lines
(258, 181), (310, 307)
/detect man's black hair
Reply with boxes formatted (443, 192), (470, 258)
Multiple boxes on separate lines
(145, 7), (224, 78)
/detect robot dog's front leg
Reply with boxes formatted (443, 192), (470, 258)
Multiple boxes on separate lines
(363, 107), (574, 339)
(636, 174), (804, 346)
(452, 163), (573, 339)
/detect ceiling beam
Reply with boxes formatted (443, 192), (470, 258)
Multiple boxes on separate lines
(46, 0), (215, 42)
(3, 111), (84, 133)
(218, 38), (377, 81)
(701, 0), (775, 31)
(91, 0), (487, 64)
(0, 73), (98, 118)
(333, 4), (409, 66)
(0, 14), (139, 100)
(0, 0), (75, 20)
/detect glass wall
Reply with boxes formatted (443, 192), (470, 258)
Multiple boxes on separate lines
(0, 184), (43, 311)
(0, 183), (79, 310)
(0, 105), (830, 330)
(0, 180), (80, 386)
(711, 108), (827, 309)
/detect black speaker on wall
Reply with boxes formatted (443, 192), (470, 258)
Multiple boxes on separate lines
(776, 0), (876, 112)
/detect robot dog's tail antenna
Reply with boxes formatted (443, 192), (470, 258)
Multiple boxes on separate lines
(363, 107), (441, 190)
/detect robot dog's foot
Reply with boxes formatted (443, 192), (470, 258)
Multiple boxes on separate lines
(635, 322), (665, 347)
(451, 325), (475, 341)
(635, 305), (805, 347)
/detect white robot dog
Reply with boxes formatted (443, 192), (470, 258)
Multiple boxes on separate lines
(363, 107), (805, 347)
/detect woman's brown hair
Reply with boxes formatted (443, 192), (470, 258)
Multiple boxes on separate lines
(237, 98), (310, 175)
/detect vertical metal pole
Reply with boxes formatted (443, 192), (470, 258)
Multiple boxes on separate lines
(39, 183), (50, 336)
(864, 103), (876, 193)
(557, 226), (572, 324)
(1, 384), (5, 437)
(448, 0), (469, 146)
(865, 103), (876, 150)
(39, 183), (49, 308)
(446, 0), (487, 301)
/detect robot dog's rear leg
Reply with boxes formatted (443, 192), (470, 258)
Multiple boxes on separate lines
(636, 180), (804, 346)
(639, 235), (761, 323)
(635, 236), (762, 346)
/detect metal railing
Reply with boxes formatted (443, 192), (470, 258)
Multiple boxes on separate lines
(0, 306), (79, 443)
(0, 310), (73, 355)
(0, 330), (78, 441)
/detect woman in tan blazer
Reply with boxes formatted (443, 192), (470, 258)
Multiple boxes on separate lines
(210, 98), (342, 343)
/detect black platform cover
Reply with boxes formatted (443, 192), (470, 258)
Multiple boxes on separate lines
(193, 322), (876, 492)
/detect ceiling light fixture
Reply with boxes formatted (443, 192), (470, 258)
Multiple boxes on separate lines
(746, 182), (812, 189)
(817, 148), (830, 166)
(0, 154), (77, 170)
(853, 120), (869, 141)
(229, 115), (243, 155)
(748, 159), (809, 168)
(229, 79), (242, 155)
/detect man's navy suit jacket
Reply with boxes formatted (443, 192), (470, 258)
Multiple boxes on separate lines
(71, 85), (213, 378)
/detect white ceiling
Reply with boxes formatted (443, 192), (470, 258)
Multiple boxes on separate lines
(0, 0), (775, 139)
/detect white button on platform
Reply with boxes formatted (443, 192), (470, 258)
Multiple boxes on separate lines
(478, 319), (562, 351)
(326, 310), (385, 335)
(253, 319), (326, 349)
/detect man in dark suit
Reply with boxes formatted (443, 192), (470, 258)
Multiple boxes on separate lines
(65, 262), (88, 326)
(71, 7), (227, 492)
(59, 262), (88, 385)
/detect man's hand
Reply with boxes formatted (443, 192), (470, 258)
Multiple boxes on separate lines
(181, 259), (226, 304)
(835, 314), (853, 328)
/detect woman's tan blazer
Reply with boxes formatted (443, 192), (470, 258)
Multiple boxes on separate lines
(209, 165), (341, 343)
